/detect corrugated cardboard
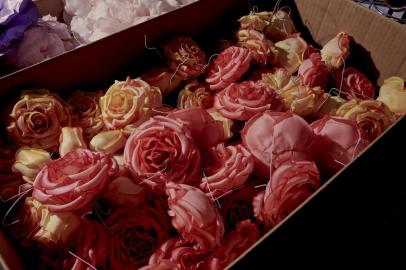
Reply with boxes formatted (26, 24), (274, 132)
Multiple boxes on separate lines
(0, 0), (405, 269)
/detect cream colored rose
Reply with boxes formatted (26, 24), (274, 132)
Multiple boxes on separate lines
(313, 94), (347, 118)
(207, 108), (234, 140)
(177, 81), (213, 109)
(59, 127), (87, 157)
(12, 147), (51, 184)
(90, 130), (126, 154)
(100, 77), (162, 134)
(259, 68), (291, 93)
(274, 35), (308, 74)
(102, 176), (146, 208)
(377, 76), (406, 115)
(321, 32), (350, 70)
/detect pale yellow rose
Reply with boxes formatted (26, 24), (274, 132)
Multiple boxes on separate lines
(12, 147), (51, 184)
(102, 176), (146, 208)
(313, 93), (347, 118)
(177, 81), (213, 109)
(59, 127), (87, 157)
(377, 76), (406, 115)
(321, 32), (350, 70)
(90, 130), (127, 154)
(274, 35), (308, 74)
(207, 108), (234, 140)
(258, 68), (291, 93)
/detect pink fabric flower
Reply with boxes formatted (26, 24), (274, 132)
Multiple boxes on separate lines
(166, 182), (225, 250)
(214, 81), (283, 121)
(311, 116), (370, 176)
(261, 159), (320, 227)
(334, 67), (375, 100)
(32, 148), (117, 212)
(241, 111), (314, 177)
(206, 46), (252, 91)
(124, 115), (201, 191)
(200, 143), (254, 198)
(298, 53), (329, 89)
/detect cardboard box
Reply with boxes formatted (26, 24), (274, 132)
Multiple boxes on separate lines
(0, 0), (405, 269)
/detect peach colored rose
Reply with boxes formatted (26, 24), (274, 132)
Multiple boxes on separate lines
(200, 143), (254, 197)
(177, 81), (213, 110)
(140, 67), (183, 97)
(261, 159), (320, 227)
(208, 220), (261, 270)
(311, 116), (370, 175)
(206, 46), (252, 91)
(274, 35), (308, 74)
(321, 32), (350, 70)
(336, 99), (395, 141)
(334, 67), (375, 100)
(33, 148), (118, 212)
(239, 11), (271, 32)
(59, 127), (87, 157)
(214, 81), (283, 121)
(163, 36), (206, 80)
(89, 129), (126, 154)
(298, 53), (329, 89)
(166, 182), (225, 250)
(237, 29), (275, 66)
(99, 77), (162, 134)
(102, 176), (146, 208)
(7, 90), (71, 151)
(124, 115), (201, 191)
(377, 76), (406, 115)
(106, 208), (170, 270)
(113, 154), (129, 177)
(68, 90), (104, 141)
(207, 108), (234, 141)
(241, 111), (314, 177)
(258, 68), (291, 93)
(312, 94), (347, 118)
(265, 10), (297, 42)
(12, 147), (51, 184)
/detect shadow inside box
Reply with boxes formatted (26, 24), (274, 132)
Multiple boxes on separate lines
(232, 116), (406, 269)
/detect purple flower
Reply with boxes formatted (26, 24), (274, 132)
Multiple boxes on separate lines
(0, 0), (39, 56)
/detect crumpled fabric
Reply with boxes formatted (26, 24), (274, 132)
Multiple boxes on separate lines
(63, 0), (198, 43)
(6, 15), (78, 68)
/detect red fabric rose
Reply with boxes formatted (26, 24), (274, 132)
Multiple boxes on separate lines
(106, 207), (170, 270)
(200, 143), (254, 198)
(311, 116), (370, 175)
(166, 183), (225, 250)
(214, 81), (283, 121)
(208, 220), (261, 270)
(334, 67), (375, 100)
(124, 115), (201, 191)
(261, 159), (320, 227)
(206, 46), (252, 91)
(298, 53), (329, 89)
(32, 149), (118, 212)
(241, 111), (314, 177)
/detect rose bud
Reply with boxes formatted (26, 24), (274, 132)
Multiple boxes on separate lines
(279, 77), (324, 116)
(334, 67), (375, 100)
(113, 154), (129, 177)
(207, 108), (234, 140)
(206, 46), (252, 91)
(89, 129), (126, 154)
(336, 99), (395, 141)
(68, 91), (104, 141)
(208, 220), (261, 270)
(106, 208), (170, 269)
(239, 11), (271, 32)
(166, 182), (225, 250)
(258, 68), (291, 94)
(241, 111), (314, 177)
(261, 159), (320, 227)
(7, 90), (71, 151)
(140, 261), (180, 270)
(200, 143), (254, 198)
(312, 93), (347, 118)
(102, 176), (146, 208)
(298, 53), (329, 89)
(264, 10), (297, 42)
(248, 68), (274, 82)
(214, 81), (283, 121)
(32, 148), (118, 213)
(140, 67), (183, 97)
(163, 36), (206, 80)
(99, 77), (162, 134)
(377, 76), (406, 115)
(321, 32), (350, 70)
(167, 107), (224, 149)
(237, 29), (275, 66)
(311, 116), (370, 175)
(124, 115), (201, 191)
(177, 81), (214, 110)
(12, 147), (51, 184)
(274, 35), (308, 74)
(149, 237), (208, 270)
(59, 127), (87, 157)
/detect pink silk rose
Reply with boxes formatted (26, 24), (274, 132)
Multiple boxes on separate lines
(311, 116), (370, 176)
(200, 143), (254, 198)
(206, 46), (252, 91)
(237, 29), (275, 66)
(214, 81), (283, 121)
(124, 115), (201, 191)
(177, 81), (214, 110)
(241, 111), (314, 177)
(106, 207), (170, 270)
(148, 237), (208, 270)
(334, 67), (376, 100)
(32, 149), (118, 213)
(321, 32), (350, 70)
(7, 90), (71, 151)
(166, 182), (225, 250)
(298, 53), (329, 89)
(261, 159), (320, 227)
(208, 220), (261, 270)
